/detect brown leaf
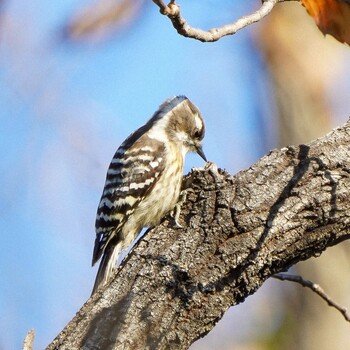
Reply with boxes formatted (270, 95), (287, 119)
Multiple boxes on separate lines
(301, 0), (350, 45)
(63, 0), (145, 43)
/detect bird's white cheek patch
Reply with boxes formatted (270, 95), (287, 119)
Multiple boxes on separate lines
(194, 114), (203, 131)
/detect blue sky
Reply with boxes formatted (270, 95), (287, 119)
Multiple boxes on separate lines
(4, 1), (349, 349)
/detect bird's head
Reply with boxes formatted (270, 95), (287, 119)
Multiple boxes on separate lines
(157, 95), (207, 161)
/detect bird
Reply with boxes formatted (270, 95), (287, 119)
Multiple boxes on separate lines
(91, 95), (206, 294)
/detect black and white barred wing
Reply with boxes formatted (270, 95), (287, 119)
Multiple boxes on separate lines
(92, 136), (166, 266)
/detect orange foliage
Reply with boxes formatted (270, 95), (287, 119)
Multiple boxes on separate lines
(301, 0), (350, 45)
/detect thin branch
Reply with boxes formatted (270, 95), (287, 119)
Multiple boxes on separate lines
(152, 0), (280, 42)
(23, 329), (35, 350)
(273, 273), (350, 322)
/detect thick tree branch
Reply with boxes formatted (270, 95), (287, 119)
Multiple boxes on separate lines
(273, 273), (350, 322)
(151, 0), (280, 42)
(48, 120), (350, 349)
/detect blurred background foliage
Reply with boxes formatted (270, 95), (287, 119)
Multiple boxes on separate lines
(0, 0), (349, 349)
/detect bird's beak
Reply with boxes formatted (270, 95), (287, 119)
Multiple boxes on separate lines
(196, 144), (207, 162)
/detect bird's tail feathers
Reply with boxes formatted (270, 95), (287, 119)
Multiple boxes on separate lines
(91, 240), (122, 295)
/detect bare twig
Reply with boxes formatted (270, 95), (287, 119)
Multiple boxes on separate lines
(273, 273), (350, 322)
(152, 0), (280, 42)
(23, 329), (35, 350)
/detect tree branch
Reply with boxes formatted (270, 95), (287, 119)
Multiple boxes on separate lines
(47, 120), (350, 349)
(23, 330), (35, 350)
(273, 273), (350, 322)
(151, 0), (280, 42)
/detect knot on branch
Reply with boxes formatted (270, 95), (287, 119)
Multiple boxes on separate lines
(159, 3), (179, 17)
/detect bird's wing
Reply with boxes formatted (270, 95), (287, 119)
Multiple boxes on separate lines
(92, 135), (166, 265)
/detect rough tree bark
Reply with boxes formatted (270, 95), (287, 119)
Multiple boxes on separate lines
(47, 120), (350, 350)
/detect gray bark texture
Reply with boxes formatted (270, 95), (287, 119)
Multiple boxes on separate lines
(47, 121), (350, 350)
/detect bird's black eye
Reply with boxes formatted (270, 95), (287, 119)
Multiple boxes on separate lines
(193, 129), (201, 139)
